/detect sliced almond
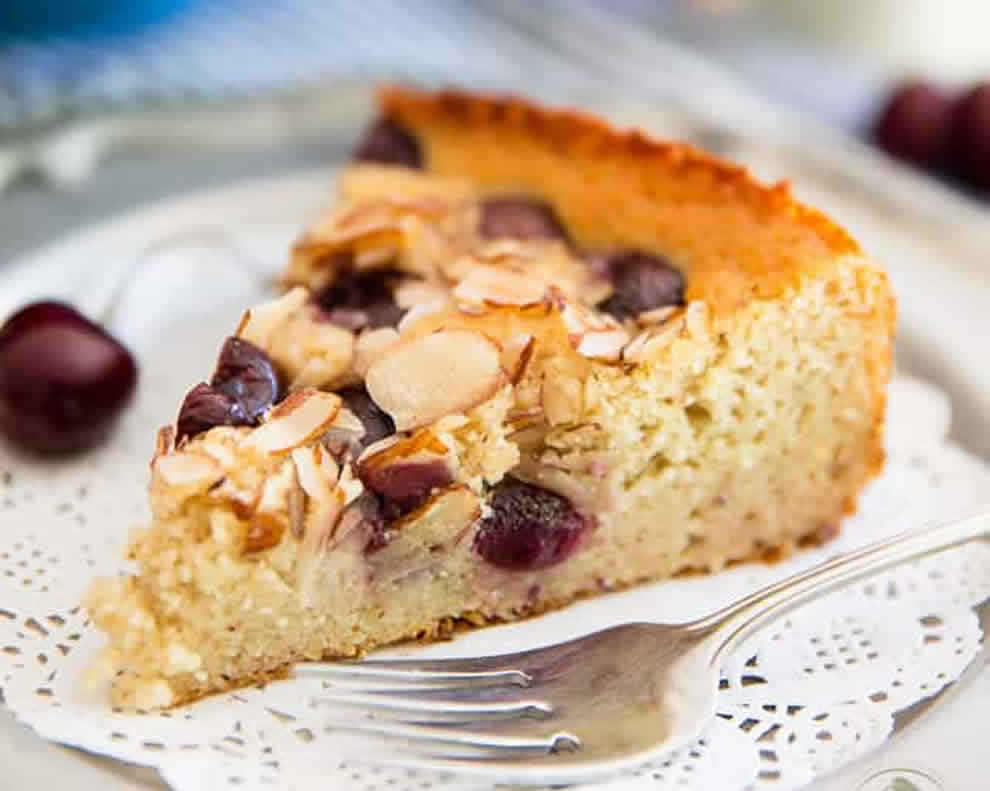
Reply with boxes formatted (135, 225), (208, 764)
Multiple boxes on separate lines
(393, 280), (449, 311)
(153, 452), (223, 489)
(255, 459), (298, 515)
(353, 327), (400, 378)
(575, 328), (630, 361)
(396, 298), (452, 333)
(636, 305), (680, 326)
(358, 429), (453, 474)
(236, 287), (310, 349)
(243, 389), (341, 455)
(503, 334), (535, 384)
(541, 374), (585, 426)
(291, 444), (340, 499)
(621, 320), (683, 363)
(365, 329), (504, 431)
(273, 315), (354, 390)
(453, 264), (547, 307)
(154, 425), (175, 459)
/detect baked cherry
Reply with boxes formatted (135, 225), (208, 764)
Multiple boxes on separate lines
(337, 385), (395, 448)
(175, 383), (247, 442)
(360, 460), (453, 514)
(0, 300), (138, 454)
(211, 336), (282, 422)
(474, 478), (591, 570)
(479, 198), (569, 242)
(175, 336), (282, 442)
(596, 251), (685, 320)
(316, 270), (405, 330)
(872, 80), (952, 168)
(354, 118), (423, 169)
(949, 82), (990, 190)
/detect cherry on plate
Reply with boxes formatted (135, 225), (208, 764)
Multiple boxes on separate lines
(872, 80), (952, 168)
(949, 81), (990, 190)
(0, 300), (138, 454)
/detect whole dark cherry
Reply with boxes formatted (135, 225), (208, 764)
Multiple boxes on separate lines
(872, 80), (952, 168)
(479, 198), (569, 242)
(316, 270), (405, 330)
(354, 118), (423, 169)
(175, 336), (282, 442)
(949, 82), (990, 190)
(474, 477), (592, 570)
(0, 300), (138, 454)
(596, 252), (685, 320)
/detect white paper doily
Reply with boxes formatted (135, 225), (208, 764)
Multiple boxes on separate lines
(1, 213), (989, 791)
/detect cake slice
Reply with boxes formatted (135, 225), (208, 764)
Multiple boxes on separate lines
(86, 87), (895, 708)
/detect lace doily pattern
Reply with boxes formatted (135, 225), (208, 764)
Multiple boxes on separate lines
(1, 310), (988, 791)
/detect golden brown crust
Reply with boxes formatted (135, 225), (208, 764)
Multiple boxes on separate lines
(379, 83), (895, 499)
(379, 85), (866, 315)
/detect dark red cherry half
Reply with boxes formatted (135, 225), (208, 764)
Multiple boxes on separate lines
(0, 300), (138, 454)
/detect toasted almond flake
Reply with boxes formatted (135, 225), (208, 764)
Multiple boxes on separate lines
(393, 280), (450, 310)
(575, 328), (630, 361)
(195, 437), (238, 469)
(621, 321), (683, 363)
(358, 429), (452, 474)
(287, 477), (306, 540)
(353, 245), (399, 271)
(237, 287), (309, 349)
(357, 435), (401, 464)
(431, 414), (471, 432)
(636, 305), (680, 326)
(336, 463), (365, 505)
(331, 406), (366, 435)
(504, 334), (535, 384)
(620, 328), (651, 362)
(476, 239), (527, 259)
(396, 300), (451, 333)
(154, 426), (175, 458)
(292, 445), (340, 500)
(541, 374), (585, 426)
(365, 329), (504, 431)
(353, 327), (400, 378)
(291, 445), (339, 500)
(153, 452), (223, 488)
(453, 264), (547, 307)
(255, 459), (298, 515)
(243, 390), (341, 455)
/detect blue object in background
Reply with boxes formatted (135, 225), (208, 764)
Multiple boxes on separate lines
(0, 0), (195, 40)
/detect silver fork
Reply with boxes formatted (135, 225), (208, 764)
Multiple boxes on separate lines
(295, 511), (990, 785)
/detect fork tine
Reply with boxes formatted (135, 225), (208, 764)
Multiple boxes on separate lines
(296, 660), (533, 689)
(313, 692), (552, 724)
(324, 718), (579, 753)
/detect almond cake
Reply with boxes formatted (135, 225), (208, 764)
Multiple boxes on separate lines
(86, 87), (895, 708)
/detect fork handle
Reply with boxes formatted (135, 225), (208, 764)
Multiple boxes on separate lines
(694, 510), (990, 662)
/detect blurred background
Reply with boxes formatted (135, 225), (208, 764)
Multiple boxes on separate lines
(1, 0), (987, 240)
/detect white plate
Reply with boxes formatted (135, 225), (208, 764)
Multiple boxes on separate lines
(0, 168), (987, 791)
